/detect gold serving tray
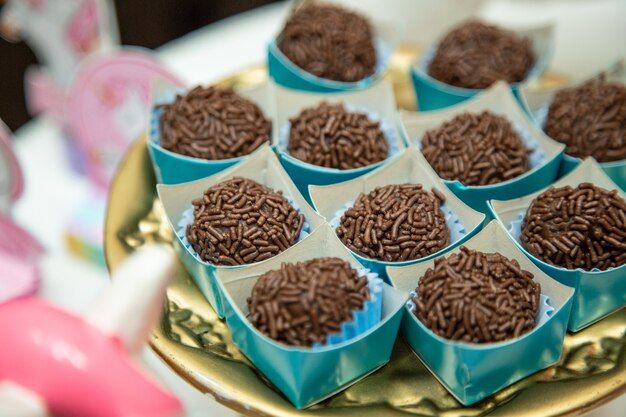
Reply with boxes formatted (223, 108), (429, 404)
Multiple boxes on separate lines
(104, 47), (626, 416)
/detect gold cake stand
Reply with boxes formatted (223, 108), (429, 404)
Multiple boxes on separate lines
(104, 46), (626, 416)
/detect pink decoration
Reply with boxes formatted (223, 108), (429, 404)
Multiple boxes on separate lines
(65, 0), (99, 54)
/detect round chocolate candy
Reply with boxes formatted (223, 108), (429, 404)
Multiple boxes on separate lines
(544, 77), (626, 162)
(159, 86), (271, 160)
(185, 177), (305, 266)
(278, 3), (377, 82)
(421, 110), (532, 186)
(336, 184), (450, 262)
(428, 20), (535, 89)
(287, 102), (388, 170)
(520, 183), (626, 271)
(412, 246), (541, 343)
(247, 257), (370, 347)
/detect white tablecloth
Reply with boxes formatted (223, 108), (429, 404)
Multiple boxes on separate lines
(10, 1), (626, 416)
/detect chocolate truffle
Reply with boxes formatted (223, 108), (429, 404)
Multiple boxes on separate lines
(520, 183), (626, 271)
(287, 102), (388, 170)
(412, 246), (541, 343)
(160, 86), (271, 160)
(278, 4), (377, 82)
(421, 111), (532, 186)
(544, 77), (626, 162)
(186, 177), (305, 266)
(247, 257), (370, 346)
(428, 21), (535, 89)
(336, 184), (450, 262)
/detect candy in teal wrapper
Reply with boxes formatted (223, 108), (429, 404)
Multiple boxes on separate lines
(400, 82), (564, 215)
(387, 220), (574, 405)
(518, 67), (626, 191)
(309, 147), (485, 280)
(147, 78), (275, 184)
(273, 79), (406, 202)
(215, 224), (407, 409)
(489, 158), (626, 331)
(267, 1), (395, 92)
(157, 145), (325, 317)
(410, 22), (554, 111)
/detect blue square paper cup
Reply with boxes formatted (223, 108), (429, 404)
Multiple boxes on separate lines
(518, 69), (626, 191)
(309, 146), (485, 281)
(489, 158), (626, 332)
(267, 2), (395, 93)
(215, 223), (407, 409)
(274, 79), (406, 202)
(387, 220), (574, 405)
(147, 78), (275, 184)
(156, 145), (325, 317)
(410, 22), (554, 111)
(400, 81), (565, 215)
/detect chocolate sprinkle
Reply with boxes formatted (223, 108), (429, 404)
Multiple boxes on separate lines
(412, 246), (541, 343)
(160, 86), (271, 160)
(336, 184), (450, 262)
(520, 183), (626, 271)
(278, 4), (377, 82)
(422, 111), (532, 186)
(428, 20), (535, 89)
(186, 177), (305, 266)
(287, 102), (389, 170)
(248, 257), (371, 346)
(544, 77), (626, 162)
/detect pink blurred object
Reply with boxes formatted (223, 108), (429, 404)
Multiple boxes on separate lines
(0, 213), (45, 261)
(0, 254), (39, 303)
(0, 245), (184, 417)
(65, 0), (100, 54)
(0, 119), (24, 205)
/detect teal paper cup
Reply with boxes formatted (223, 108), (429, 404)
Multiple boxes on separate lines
(489, 158), (626, 332)
(157, 145), (325, 317)
(215, 224), (407, 409)
(400, 81), (565, 215)
(309, 147), (485, 280)
(274, 79), (406, 202)
(147, 79), (275, 184)
(387, 220), (574, 405)
(267, 2), (395, 92)
(410, 22), (554, 111)
(518, 69), (626, 191)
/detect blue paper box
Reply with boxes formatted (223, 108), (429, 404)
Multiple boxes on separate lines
(273, 79), (407, 202)
(410, 22), (554, 111)
(518, 66), (626, 191)
(489, 158), (626, 331)
(215, 224), (408, 409)
(386, 220), (574, 405)
(157, 145), (325, 317)
(309, 146), (485, 280)
(148, 78), (275, 185)
(400, 81), (565, 215)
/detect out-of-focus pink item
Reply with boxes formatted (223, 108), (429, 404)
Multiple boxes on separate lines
(0, 245), (184, 417)
(0, 119), (24, 207)
(0, 254), (39, 303)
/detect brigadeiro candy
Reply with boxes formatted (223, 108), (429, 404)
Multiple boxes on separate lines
(412, 246), (541, 343)
(278, 4), (377, 82)
(520, 183), (626, 271)
(428, 21), (535, 89)
(287, 102), (389, 170)
(544, 77), (626, 162)
(336, 184), (450, 262)
(421, 110), (532, 186)
(247, 257), (370, 346)
(159, 86), (271, 160)
(185, 177), (305, 266)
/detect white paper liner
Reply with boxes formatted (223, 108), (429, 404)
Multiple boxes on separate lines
(313, 266), (384, 348)
(407, 292), (555, 344)
(177, 195), (311, 264)
(416, 120), (546, 176)
(278, 104), (401, 170)
(507, 209), (617, 273)
(328, 199), (467, 262)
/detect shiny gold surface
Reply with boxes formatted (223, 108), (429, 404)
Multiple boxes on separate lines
(104, 54), (625, 416)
